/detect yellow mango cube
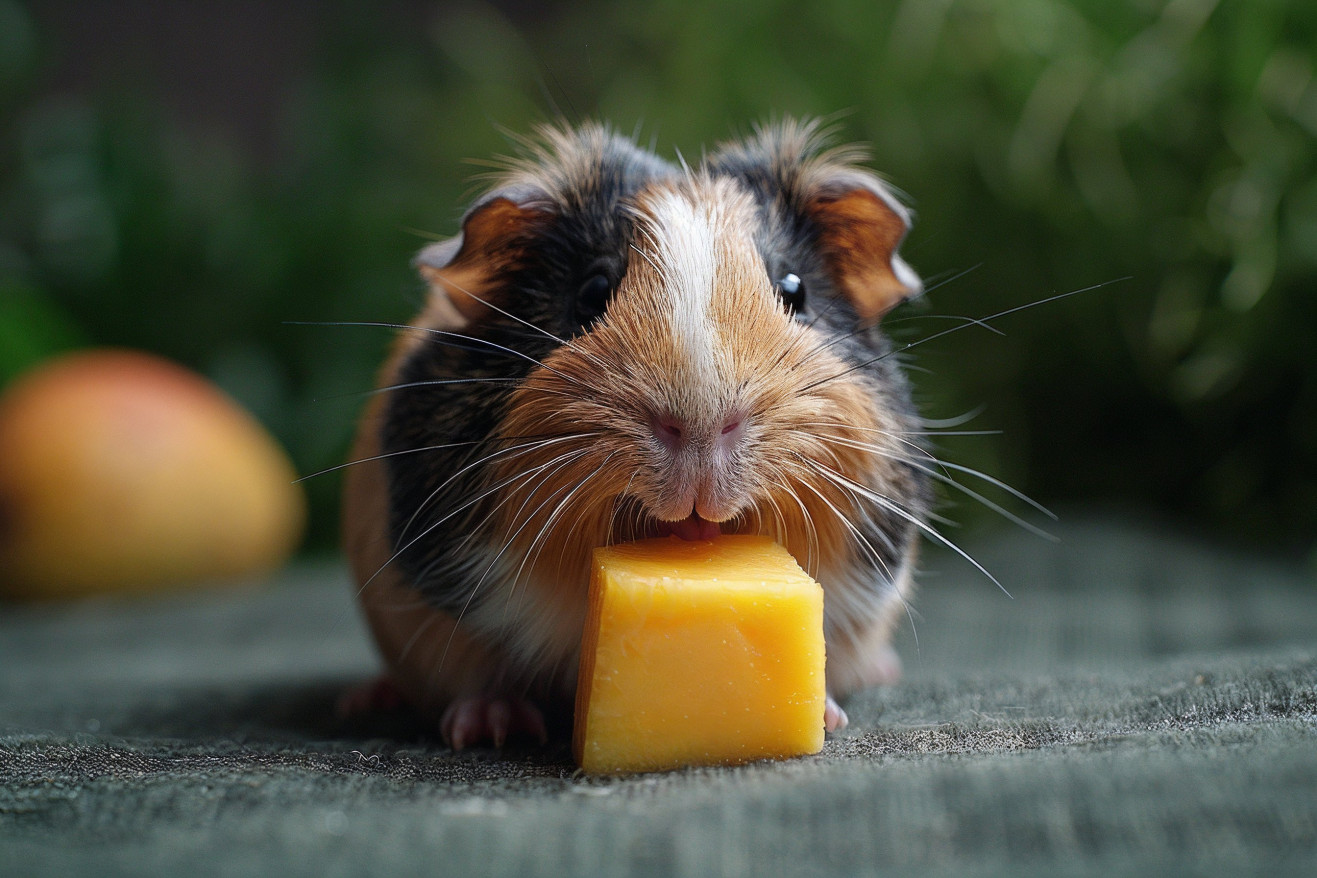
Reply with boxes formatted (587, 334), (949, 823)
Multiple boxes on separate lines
(573, 535), (826, 774)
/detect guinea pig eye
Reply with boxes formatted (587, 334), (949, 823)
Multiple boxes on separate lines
(574, 273), (613, 326)
(775, 272), (806, 316)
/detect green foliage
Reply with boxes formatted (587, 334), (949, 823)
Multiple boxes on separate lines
(1, 0), (1313, 556)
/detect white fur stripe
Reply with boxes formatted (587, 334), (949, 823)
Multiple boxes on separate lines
(644, 189), (718, 378)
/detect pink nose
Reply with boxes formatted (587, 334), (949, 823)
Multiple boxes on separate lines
(651, 413), (744, 454)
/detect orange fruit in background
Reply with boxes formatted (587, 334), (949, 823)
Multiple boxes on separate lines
(0, 349), (306, 599)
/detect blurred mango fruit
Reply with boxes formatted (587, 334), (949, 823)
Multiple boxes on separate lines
(0, 349), (305, 599)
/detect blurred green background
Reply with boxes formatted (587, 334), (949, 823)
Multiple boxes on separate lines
(1, 0), (1314, 562)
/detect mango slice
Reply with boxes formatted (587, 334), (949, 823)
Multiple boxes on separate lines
(573, 535), (826, 774)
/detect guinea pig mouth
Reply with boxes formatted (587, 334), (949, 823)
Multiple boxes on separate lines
(647, 512), (723, 541)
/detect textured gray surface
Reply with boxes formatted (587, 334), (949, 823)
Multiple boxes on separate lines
(2, 517), (1316, 877)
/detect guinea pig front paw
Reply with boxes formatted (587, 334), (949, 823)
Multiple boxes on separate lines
(825, 695), (849, 733)
(440, 695), (549, 750)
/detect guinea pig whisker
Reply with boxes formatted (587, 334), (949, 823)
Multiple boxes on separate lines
(799, 279), (1126, 394)
(782, 277), (980, 381)
(768, 490), (795, 561)
(629, 495), (649, 543)
(295, 319), (594, 394)
(546, 498), (598, 592)
(294, 440), (484, 483)
(520, 461), (603, 590)
(395, 606), (443, 667)
(366, 481), (515, 612)
(395, 433), (599, 546)
(793, 361), (864, 395)
(375, 377), (585, 405)
(762, 284), (851, 374)
(805, 424), (1022, 529)
(448, 446), (590, 558)
(766, 472), (821, 576)
(628, 239), (669, 286)
(883, 312), (1005, 337)
(492, 448), (596, 558)
(832, 433), (1055, 540)
(900, 449), (1055, 521)
(299, 378), (525, 407)
(489, 468), (586, 606)
(744, 504), (760, 536)
(755, 480), (781, 537)
(508, 452), (618, 617)
(805, 459), (1009, 598)
(914, 263), (984, 296)
(796, 420), (999, 440)
(803, 420), (1057, 530)
(443, 281), (567, 346)
(761, 480), (799, 567)
(785, 292), (914, 377)
(363, 441), (594, 598)
(457, 450), (594, 625)
(439, 449), (592, 668)
(917, 407), (992, 430)
(368, 377), (521, 396)
(893, 429), (1003, 438)
(428, 431), (600, 503)
(918, 470), (1057, 541)
(795, 458), (899, 559)
(606, 469), (642, 546)
(442, 278), (618, 374)
(289, 318), (538, 361)
(789, 472), (903, 645)
(287, 319), (512, 360)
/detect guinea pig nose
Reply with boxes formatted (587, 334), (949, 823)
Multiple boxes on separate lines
(650, 412), (745, 454)
(651, 414), (687, 452)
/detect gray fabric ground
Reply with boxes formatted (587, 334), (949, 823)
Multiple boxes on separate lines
(2, 515), (1315, 877)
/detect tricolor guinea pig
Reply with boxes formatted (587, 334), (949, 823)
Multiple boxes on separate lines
(342, 119), (932, 748)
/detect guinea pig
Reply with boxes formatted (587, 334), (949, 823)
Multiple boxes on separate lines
(342, 119), (932, 749)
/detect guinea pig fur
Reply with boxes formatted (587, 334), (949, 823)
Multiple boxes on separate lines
(342, 119), (932, 746)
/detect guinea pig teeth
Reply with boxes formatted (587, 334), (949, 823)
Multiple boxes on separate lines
(651, 514), (723, 542)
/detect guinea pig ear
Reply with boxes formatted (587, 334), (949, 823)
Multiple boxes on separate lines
(804, 176), (922, 325)
(414, 193), (553, 326)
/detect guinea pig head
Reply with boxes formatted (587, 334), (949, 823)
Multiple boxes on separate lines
(493, 153), (925, 588)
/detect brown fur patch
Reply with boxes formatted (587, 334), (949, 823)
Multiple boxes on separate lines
(807, 187), (916, 323)
(420, 197), (553, 323)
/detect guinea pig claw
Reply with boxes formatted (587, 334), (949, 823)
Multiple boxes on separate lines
(488, 700), (512, 748)
(440, 699), (476, 751)
(440, 695), (549, 750)
(824, 695), (849, 733)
